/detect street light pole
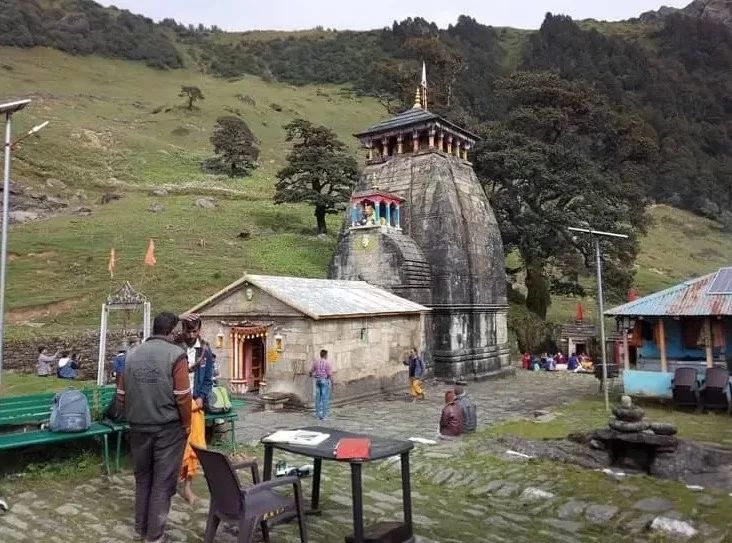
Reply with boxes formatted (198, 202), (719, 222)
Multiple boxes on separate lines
(0, 99), (33, 387)
(569, 226), (629, 412)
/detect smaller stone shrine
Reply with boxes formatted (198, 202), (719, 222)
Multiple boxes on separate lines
(589, 395), (678, 474)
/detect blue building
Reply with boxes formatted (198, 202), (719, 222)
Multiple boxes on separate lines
(606, 267), (732, 398)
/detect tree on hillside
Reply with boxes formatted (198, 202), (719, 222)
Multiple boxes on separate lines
(274, 119), (359, 234)
(203, 116), (260, 177)
(179, 85), (204, 110)
(474, 72), (656, 319)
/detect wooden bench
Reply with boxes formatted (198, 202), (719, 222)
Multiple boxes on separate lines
(0, 387), (117, 474)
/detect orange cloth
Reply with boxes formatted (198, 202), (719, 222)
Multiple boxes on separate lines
(712, 321), (726, 350)
(410, 378), (424, 399)
(180, 400), (206, 481)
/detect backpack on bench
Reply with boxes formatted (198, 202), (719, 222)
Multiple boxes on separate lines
(206, 385), (232, 414)
(49, 388), (91, 433)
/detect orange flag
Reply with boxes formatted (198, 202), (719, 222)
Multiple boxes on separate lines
(144, 239), (156, 267)
(108, 248), (116, 278)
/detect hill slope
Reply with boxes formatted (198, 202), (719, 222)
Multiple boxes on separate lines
(0, 47), (384, 337)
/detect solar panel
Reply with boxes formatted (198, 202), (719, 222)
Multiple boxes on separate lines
(707, 267), (732, 294)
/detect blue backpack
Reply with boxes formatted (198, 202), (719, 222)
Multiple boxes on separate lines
(49, 388), (91, 433)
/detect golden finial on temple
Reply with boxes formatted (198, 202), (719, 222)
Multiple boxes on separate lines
(412, 87), (422, 109)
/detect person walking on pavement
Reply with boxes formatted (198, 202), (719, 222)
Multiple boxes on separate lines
(116, 312), (192, 543)
(404, 347), (426, 402)
(309, 349), (332, 420)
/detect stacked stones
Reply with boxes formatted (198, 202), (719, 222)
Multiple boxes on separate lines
(609, 395), (648, 433)
(590, 395), (679, 473)
(608, 395), (678, 442)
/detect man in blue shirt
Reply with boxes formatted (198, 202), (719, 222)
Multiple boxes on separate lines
(111, 342), (128, 384)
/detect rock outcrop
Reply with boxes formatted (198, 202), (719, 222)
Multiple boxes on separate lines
(639, 0), (732, 26)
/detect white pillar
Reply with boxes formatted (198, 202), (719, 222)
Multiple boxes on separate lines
(97, 304), (108, 386)
(143, 302), (151, 340)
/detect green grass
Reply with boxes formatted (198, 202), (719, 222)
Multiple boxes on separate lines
(484, 394), (732, 448)
(0, 46), (382, 335)
(0, 372), (95, 396)
(0, 48), (730, 338)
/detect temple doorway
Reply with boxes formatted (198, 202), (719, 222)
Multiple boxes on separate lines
(230, 325), (268, 394)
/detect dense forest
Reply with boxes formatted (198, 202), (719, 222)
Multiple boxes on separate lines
(0, 0), (182, 68)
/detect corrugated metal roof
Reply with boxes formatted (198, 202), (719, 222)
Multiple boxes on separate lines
(605, 269), (732, 317)
(188, 274), (430, 320)
(353, 108), (479, 140)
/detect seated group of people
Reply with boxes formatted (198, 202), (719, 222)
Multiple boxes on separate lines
(439, 382), (477, 439)
(522, 352), (593, 373)
(36, 347), (81, 380)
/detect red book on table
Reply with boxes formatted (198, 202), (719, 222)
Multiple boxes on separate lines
(335, 438), (371, 460)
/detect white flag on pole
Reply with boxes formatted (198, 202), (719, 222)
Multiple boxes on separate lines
(421, 61), (427, 88)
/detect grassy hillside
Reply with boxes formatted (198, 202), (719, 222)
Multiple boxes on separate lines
(0, 47), (384, 337)
(0, 47), (730, 341)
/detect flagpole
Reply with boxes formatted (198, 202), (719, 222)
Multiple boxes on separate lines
(421, 61), (427, 110)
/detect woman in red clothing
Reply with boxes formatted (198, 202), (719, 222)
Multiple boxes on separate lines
(521, 352), (532, 370)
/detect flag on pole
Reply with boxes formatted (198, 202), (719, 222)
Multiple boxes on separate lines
(144, 239), (156, 267)
(108, 248), (116, 278)
(421, 61), (427, 88)
(576, 302), (584, 322)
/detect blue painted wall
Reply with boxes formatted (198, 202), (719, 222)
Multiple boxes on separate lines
(623, 369), (732, 399)
(623, 370), (674, 398)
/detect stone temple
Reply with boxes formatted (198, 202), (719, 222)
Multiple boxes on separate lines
(329, 88), (511, 380)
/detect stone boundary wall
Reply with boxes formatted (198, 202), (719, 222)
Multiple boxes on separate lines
(3, 329), (141, 381)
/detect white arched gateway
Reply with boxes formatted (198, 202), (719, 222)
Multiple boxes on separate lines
(96, 281), (151, 386)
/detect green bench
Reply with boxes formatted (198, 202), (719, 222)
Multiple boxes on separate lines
(97, 385), (243, 472)
(0, 387), (117, 474)
(0, 385), (243, 475)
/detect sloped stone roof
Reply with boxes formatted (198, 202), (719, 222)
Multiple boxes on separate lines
(188, 274), (430, 320)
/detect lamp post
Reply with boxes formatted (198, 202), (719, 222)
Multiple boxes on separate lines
(0, 99), (48, 386)
(569, 226), (629, 412)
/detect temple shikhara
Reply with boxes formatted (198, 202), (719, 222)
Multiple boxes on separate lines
(330, 73), (511, 380)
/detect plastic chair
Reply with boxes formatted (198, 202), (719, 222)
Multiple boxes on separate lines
(699, 367), (730, 413)
(193, 445), (308, 543)
(671, 367), (699, 408)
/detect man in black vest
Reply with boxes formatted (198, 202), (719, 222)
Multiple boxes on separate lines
(116, 312), (192, 543)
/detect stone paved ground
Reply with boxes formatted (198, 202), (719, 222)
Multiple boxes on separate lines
(1, 372), (731, 542)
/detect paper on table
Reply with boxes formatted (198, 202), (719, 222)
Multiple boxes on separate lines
(263, 430), (330, 447)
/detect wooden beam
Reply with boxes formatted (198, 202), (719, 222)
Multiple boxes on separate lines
(705, 318), (714, 368)
(623, 324), (630, 371)
(659, 319), (668, 373)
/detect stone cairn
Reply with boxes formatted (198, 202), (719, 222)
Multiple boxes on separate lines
(590, 396), (679, 470)
(609, 395), (678, 443)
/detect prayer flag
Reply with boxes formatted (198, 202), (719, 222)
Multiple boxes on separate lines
(628, 288), (638, 301)
(108, 248), (115, 278)
(421, 61), (427, 88)
(575, 302), (584, 322)
(144, 239), (156, 267)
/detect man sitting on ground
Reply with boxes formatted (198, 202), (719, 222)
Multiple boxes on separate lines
(454, 381), (477, 433)
(439, 390), (464, 439)
(57, 351), (81, 380)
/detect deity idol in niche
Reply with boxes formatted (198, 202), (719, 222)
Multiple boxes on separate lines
(360, 201), (376, 225)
